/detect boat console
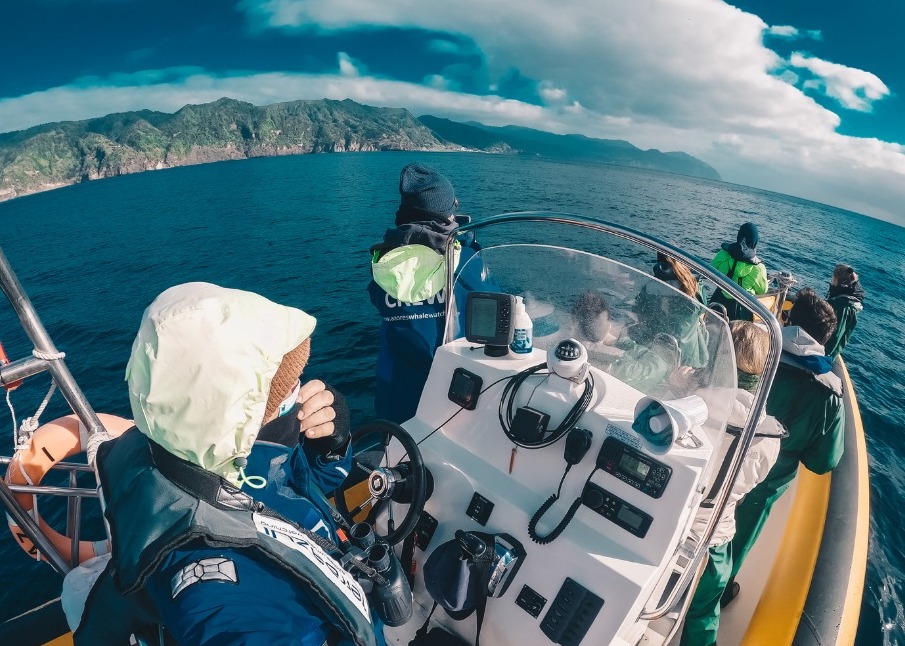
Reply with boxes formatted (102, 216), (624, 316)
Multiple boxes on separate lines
(398, 339), (716, 645)
(365, 218), (762, 645)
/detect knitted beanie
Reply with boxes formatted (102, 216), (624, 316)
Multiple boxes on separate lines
(264, 337), (311, 420)
(395, 163), (457, 225)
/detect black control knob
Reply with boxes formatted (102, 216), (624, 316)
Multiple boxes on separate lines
(582, 487), (604, 510)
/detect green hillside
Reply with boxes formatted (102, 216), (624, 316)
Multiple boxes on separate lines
(0, 97), (720, 202)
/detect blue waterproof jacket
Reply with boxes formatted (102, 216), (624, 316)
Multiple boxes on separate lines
(369, 240), (491, 423)
(142, 439), (370, 646)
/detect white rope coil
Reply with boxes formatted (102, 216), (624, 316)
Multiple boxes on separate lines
(32, 349), (65, 361)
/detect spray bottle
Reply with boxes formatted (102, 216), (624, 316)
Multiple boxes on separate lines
(510, 296), (533, 355)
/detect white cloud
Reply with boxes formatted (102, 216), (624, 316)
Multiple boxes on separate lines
(789, 53), (889, 111)
(768, 25), (798, 38)
(767, 25), (822, 40)
(230, 0), (905, 225)
(337, 52), (362, 77)
(539, 82), (567, 104)
(3, 0), (904, 225)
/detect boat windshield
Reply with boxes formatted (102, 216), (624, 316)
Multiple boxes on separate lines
(447, 238), (738, 439)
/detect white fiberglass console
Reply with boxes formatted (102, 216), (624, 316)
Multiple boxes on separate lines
(398, 339), (716, 646)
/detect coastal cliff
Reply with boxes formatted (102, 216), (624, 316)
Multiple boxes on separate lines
(0, 98), (720, 202)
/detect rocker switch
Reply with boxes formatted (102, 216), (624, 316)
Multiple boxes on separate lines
(466, 492), (494, 525)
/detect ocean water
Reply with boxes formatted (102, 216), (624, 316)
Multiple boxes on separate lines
(0, 152), (902, 644)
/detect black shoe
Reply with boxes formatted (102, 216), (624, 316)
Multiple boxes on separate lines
(720, 581), (740, 609)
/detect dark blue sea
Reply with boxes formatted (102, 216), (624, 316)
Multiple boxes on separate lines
(0, 153), (902, 644)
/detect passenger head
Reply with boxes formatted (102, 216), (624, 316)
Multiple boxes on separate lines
(788, 287), (837, 346)
(571, 291), (610, 343)
(831, 263), (858, 287)
(736, 222), (759, 251)
(654, 252), (699, 300)
(126, 283), (316, 483)
(395, 163), (458, 226)
(730, 320), (769, 388)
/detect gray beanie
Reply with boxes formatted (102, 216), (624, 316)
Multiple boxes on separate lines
(395, 163), (457, 225)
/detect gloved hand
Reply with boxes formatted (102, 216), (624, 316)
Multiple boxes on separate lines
(305, 384), (351, 458)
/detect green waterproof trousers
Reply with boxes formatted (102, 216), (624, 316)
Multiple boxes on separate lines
(680, 542), (732, 646)
(729, 477), (794, 580)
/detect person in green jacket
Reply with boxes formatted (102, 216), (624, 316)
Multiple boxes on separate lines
(709, 223), (768, 321)
(825, 263), (865, 360)
(722, 288), (843, 606)
(679, 321), (785, 646)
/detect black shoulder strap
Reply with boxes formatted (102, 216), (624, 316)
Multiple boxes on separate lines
(700, 431), (741, 508)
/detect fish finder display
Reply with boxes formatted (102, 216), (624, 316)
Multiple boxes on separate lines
(471, 299), (498, 338)
(465, 292), (515, 350)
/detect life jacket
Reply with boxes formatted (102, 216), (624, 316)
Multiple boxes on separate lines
(96, 429), (377, 646)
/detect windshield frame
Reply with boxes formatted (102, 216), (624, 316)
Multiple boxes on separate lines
(443, 211), (783, 617)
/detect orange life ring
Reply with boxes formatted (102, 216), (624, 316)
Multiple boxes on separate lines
(5, 413), (133, 564)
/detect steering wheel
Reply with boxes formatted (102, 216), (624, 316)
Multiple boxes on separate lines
(334, 420), (429, 546)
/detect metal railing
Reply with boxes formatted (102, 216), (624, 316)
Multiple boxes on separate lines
(0, 245), (110, 576)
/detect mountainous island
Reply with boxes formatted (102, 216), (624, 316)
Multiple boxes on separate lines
(0, 98), (720, 202)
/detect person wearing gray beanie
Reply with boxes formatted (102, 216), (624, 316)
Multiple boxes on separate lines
(368, 163), (492, 423)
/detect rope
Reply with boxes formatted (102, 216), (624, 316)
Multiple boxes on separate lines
(5, 389), (15, 440)
(31, 349), (65, 361)
(17, 382), (57, 449)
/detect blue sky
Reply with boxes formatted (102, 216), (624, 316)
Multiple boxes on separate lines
(1, 0), (903, 225)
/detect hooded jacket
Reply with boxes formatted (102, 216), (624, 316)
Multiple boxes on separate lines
(763, 325), (845, 492)
(369, 229), (491, 423)
(710, 248), (768, 300)
(825, 282), (865, 359)
(691, 389), (784, 546)
(76, 283), (374, 646)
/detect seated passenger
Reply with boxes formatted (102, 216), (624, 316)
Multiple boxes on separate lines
(679, 321), (784, 646)
(825, 263), (864, 360)
(71, 283), (381, 646)
(708, 222), (768, 321)
(653, 252), (705, 304)
(568, 291), (623, 359)
(610, 264), (709, 395)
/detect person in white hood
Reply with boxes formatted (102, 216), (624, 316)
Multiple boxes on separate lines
(71, 283), (381, 646)
(680, 320), (785, 646)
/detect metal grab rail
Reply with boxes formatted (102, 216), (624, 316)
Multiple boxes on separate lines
(0, 245), (113, 576)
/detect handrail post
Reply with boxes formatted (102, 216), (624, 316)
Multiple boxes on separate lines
(0, 478), (70, 575)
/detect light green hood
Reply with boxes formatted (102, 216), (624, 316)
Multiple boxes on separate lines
(371, 243), (460, 302)
(125, 282), (316, 483)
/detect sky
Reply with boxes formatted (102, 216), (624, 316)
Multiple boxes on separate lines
(1, 0), (903, 226)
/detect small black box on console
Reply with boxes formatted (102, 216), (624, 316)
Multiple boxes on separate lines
(511, 406), (549, 443)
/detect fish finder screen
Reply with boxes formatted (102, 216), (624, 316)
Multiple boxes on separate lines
(617, 506), (644, 530)
(471, 298), (498, 338)
(618, 453), (650, 480)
